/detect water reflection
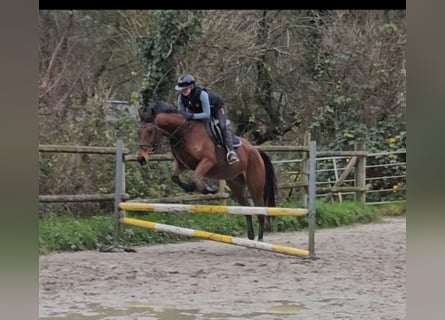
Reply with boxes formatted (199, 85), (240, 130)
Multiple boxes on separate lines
(40, 300), (305, 319)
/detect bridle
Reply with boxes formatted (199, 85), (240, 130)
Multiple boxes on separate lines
(138, 143), (158, 152)
(138, 122), (160, 152)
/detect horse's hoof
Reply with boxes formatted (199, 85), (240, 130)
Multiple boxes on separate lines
(137, 157), (147, 166)
(203, 185), (219, 194)
(184, 182), (196, 193)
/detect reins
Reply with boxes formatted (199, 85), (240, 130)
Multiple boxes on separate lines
(139, 114), (189, 152)
(158, 117), (189, 147)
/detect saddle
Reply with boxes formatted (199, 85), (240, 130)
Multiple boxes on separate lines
(205, 119), (241, 148)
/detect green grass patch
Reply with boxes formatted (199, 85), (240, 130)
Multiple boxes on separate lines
(371, 201), (406, 216)
(39, 214), (114, 254)
(315, 201), (380, 227)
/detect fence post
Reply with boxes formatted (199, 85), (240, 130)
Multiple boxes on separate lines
(101, 139), (125, 252)
(299, 131), (311, 206)
(354, 141), (367, 203)
(308, 140), (316, 257)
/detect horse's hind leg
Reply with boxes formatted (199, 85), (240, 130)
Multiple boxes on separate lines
(244, 183), (266, 241)
(256, 213), (265, 242)
(249, 195), (265, 241)
(226, 177), (255, 240)
(245, 157), (267, 241)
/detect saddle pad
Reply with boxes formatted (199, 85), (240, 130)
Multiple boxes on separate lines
(205, 119), (242, 148)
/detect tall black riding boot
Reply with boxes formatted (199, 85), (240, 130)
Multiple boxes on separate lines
(223, 128), (239, 165)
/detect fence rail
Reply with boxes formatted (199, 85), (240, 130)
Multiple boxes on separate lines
(39, 140), (405, 206)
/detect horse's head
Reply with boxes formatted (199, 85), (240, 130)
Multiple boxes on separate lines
(137, 101), (186, 165)
(137, 108), (163, 166)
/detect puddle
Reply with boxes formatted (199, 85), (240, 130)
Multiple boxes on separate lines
(40, 300), (305, 319)
(266, 300), (305, 314)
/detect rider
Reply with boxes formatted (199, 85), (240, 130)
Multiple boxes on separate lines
(175, 74), (240, 165)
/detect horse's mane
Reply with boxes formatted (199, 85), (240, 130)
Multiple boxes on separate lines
(141, 101), (179, 123)
(151, 101), (178, 115)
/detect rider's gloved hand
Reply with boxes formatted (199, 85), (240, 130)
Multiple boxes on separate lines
(183, 112), (194, 120)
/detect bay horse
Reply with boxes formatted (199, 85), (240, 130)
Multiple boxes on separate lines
(136, 101), (277, 241)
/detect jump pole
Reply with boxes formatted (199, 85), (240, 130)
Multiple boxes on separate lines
(119, 202), (308, 217)
(109, 139), (317, 257)
(121, 217), (309, 257)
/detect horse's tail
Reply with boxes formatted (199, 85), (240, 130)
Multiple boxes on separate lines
(259, 150), (277, 207)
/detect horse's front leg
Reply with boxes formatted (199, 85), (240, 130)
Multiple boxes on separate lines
(189, 158), (218, 194)
(171, 160), (191, 192)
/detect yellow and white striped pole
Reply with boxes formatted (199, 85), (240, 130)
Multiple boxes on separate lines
(121, 217), (309, 257)
(119, 202), (308, 217)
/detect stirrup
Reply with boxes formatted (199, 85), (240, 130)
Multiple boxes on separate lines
(227, 151), (239, 165)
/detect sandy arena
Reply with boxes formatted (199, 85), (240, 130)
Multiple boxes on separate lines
(39, 216), (406, 319)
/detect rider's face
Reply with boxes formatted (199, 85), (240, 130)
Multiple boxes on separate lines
(181, 87), (192, 96)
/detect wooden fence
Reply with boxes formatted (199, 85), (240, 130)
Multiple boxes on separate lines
(39, 137), (381, 205)
(39, 144), (131, 203)
(316, 150), (406, 204)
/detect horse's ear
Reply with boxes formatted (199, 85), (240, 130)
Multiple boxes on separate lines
(138, 109), (144, 121)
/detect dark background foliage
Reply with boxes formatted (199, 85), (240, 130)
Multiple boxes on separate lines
(39, 10), (406, 215)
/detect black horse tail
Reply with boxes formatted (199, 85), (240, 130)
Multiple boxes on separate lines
(259, 150), (277, 207)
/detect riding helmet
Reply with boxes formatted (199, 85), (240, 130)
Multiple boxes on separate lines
(175, 74), (196, 91)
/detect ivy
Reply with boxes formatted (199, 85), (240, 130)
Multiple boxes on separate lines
(137, 11), (202, 107)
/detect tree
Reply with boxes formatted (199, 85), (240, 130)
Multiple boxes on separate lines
(137, 10), (202, 108)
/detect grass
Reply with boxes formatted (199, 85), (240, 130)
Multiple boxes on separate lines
(39, 200), (406, 254)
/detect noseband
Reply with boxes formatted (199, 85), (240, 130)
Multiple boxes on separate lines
(138, 143), (158, 152)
